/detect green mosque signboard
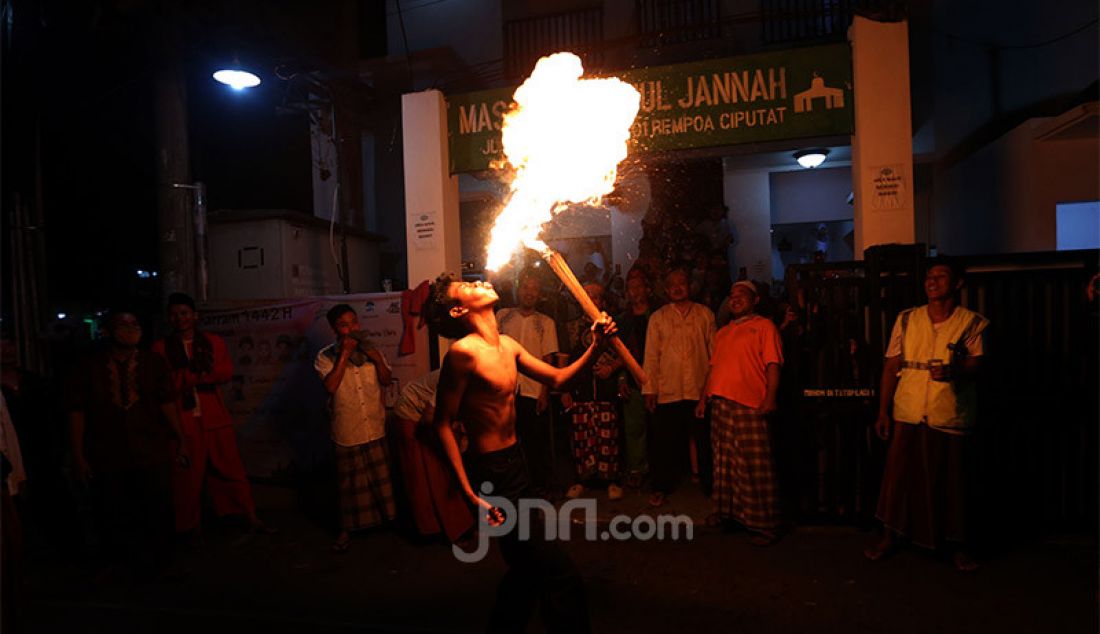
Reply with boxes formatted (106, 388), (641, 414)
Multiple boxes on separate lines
(447, 42), (853, 173)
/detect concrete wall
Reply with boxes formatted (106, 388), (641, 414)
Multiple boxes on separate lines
(770, 167), (853, 225)
(936, 118), (1100, 255)
(1032, 135), (1100, 248)
(931, 1), (1098, 155)
(723, 165), (772, 281)
(385, 0), (502, 68)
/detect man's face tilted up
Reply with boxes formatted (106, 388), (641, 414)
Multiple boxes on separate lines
(447, 280), (499, 317)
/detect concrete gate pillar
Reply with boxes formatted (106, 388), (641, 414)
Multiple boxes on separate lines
(401, 90), (462, 289)
(849, 16), (916, 256)
(402, 90), (462, 360)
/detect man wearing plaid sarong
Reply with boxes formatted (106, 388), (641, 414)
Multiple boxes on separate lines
(697, 280), (783, 545)
(316, 304), (397, 551)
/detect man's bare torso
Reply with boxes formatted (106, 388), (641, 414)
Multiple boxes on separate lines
(453, 334), (524, 454)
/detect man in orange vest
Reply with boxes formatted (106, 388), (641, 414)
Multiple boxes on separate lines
(865, 261), (988, 572)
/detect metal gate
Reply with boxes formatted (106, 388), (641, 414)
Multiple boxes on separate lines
(779, 248), (1098, 534)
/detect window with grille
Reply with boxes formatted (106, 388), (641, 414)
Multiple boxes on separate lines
(636, 0), (722, 47)
(761, 0), (906, 45)
(760, 0), (857, 45)
(503, 8), (604, 80)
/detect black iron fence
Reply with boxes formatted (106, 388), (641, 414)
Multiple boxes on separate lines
(779, 248), (1098, 536)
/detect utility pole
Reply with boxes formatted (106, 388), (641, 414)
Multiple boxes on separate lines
(155, 52), (197, 299)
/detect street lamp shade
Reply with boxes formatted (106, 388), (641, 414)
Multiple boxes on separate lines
(213, 68), (261, 90)
(793, 148), (829, 169)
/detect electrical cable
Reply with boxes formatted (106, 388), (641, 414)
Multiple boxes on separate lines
(395, 0), (414, 85)
(998, 17), (1097, 50)
(931, 17), (1098, 51)
(329, 184), (343, 286)
(386, 0), (449, 15)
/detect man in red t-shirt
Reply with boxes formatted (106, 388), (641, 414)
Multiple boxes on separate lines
(696, 280), (783, 545)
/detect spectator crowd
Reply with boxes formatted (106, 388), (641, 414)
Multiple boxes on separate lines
(0, 209), (992, 629)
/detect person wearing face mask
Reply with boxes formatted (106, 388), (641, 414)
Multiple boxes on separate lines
(68, 309), (189, 578)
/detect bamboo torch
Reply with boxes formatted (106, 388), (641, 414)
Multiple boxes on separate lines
(542, 249), (648, 386)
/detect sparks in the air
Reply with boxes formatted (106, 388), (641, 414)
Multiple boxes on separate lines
(484, 53), (640, 271)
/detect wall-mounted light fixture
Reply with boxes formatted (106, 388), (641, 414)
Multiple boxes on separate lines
(794, 148), (829, 169)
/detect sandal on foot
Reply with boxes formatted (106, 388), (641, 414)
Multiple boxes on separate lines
(565, 484), (585, 499)
(331, 536), (351, 552)
(648, 492), (666, 507)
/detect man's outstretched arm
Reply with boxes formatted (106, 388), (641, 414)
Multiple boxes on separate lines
(514, 315), (617, 388)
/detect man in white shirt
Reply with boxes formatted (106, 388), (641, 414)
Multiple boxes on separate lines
(314, 304), (395, 551)
(495, 269), (560, 497)
(643, 268), (716, 507)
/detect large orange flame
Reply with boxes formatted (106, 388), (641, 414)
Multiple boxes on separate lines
(484, 53), (640, 272)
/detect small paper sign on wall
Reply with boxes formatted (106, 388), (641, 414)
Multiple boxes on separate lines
(869, 164), (907, 211)
(413, 210), (438, 249)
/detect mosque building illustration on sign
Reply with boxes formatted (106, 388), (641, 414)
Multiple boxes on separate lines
(794, 74), (846, 113)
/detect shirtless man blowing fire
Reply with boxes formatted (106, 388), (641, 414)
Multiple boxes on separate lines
(430, 275), (616, 634)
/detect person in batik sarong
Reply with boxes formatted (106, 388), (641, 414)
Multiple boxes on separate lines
(561, 282), (624, 501)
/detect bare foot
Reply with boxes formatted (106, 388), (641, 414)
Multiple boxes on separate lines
(953, 551), (980, 573)
(249, 517), (279, 535)
(863, 534), (897, 561)
(750, 531), (779, 547)
(331, 531), (351, 553)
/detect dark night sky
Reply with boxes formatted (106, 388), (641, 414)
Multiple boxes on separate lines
(3, 0), (324, 314)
